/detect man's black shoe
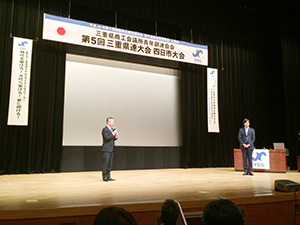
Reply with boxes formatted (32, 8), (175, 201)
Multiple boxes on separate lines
(103, 178), (109, 182)
(243, 172), (248, 175)
(249, 173), (254, 176)
(108, 178), (116, 181)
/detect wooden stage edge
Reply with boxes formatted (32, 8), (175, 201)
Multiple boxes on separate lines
(1, 168), (300, 225)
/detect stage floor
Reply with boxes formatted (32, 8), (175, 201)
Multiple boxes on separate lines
(1, 168), (300, 220)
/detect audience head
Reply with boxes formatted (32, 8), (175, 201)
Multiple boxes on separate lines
(93, 207), (137, 225)
(160, 199), (180, 225)
(202, 198), (244, 225)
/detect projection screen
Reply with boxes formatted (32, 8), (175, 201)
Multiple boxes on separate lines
(63, 54), (181, 146)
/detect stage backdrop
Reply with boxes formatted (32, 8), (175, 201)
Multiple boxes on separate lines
(0, 0), (299, 174)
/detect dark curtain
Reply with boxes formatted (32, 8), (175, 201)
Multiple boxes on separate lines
(0, 0), (299, 173)
(0, 0), (68, 174)
(280, 20), (300, 169)
(180, 29), (286, 167)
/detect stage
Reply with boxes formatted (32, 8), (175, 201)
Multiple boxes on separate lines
(1, 168), (300, 225)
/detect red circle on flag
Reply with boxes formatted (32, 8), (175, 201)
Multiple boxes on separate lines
(57, 27), (66, 35)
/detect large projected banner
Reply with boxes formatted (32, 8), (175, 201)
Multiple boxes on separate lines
(63, 54), (181, 147)
(43, 13), (208, 66)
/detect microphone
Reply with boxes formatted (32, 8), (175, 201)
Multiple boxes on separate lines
(112, 127), (117, 131)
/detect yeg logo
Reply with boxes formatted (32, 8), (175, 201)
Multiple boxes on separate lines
(18, 41), (28, 47)
(252, 151), (268, 168)
(193, 49), (203, 57)
(193, 49), (203, 63)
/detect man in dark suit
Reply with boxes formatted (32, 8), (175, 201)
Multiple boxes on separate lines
(102, 117), (118, 182)
(238, 118), (255, 176)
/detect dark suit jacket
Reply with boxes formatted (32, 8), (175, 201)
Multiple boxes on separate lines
(102, 126), (117, 152)
(238, 127), (256, 150)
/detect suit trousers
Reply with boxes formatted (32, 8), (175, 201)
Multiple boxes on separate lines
(102, 151), (114, 179)
(241, 148), (253, 173)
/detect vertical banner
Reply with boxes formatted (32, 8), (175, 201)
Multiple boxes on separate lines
(7, 37), (33, 126)
(207, 68), (219, 133)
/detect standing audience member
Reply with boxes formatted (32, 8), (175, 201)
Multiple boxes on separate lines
(93, 207), (137, 225)
(202, 198), (245, 225)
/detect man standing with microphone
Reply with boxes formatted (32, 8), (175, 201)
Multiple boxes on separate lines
(102, 117), (118, 182)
